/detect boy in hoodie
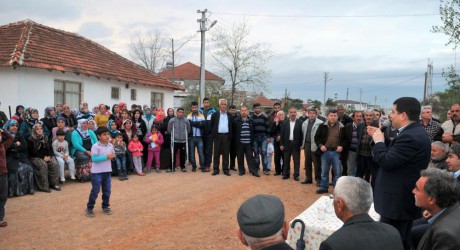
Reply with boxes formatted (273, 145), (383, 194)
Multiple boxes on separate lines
(167, 108), (191, 172)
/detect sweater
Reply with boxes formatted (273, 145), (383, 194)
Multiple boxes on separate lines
(167, 117), (191, 143)
(128, 140), (144, 156)
(91, 141), (114, 173)
(0, 132), (14, 174)
(112, 140), (127, 155)
(52, 139), (70, 158)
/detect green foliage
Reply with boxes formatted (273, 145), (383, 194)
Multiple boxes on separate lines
(432, 0), (460, 48)
(325, 98), (337, 107)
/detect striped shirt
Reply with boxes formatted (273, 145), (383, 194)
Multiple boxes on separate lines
(240, 119), (251, 144)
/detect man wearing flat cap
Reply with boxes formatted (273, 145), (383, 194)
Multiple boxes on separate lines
(236, 194), (293, 250)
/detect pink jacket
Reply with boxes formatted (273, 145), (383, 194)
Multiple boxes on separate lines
(128, 140), (144, 156)
(145, 132), (164, 152)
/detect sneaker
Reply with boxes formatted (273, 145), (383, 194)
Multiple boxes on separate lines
(181, 168), (187, 172)
(60, 177), (66, 182)
(86, 209), (95, 218)
(264, 171), (269, 176)
(124, 175), (129, 180)
(155, 168), (160, 173)
(103, 207), (112, 215)
(70, 176), (76, 180)
(146, 168), (151, 174)
(119, 176), (124, 181)
(316, 189), (328, 194)
(166, 169), (172, 173)
(192, 168), (197, 172)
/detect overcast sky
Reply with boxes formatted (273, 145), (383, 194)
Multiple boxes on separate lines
(0, 0), (455, 108)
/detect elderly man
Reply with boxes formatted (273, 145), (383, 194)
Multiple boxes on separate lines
(437, 103), (460, 147)
(355, 109), (379, 183)
(280, 107), (303, 181)
(413, 168), (460, 250)
(270, 110), (285, 176)
(344, 111), (363, 177)
(300, 108), (324, 185)
(428, 141), (448, 170)
(210, 99), (233, 176)
(319, 176), (403, 250)
(420, 106), (441, 143)
(237, 194), (292, 250)
(368, 97), (431, 250)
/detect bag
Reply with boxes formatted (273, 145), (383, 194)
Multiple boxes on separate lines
(267, 142), (274, 155)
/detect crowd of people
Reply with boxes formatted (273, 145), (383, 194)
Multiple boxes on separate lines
(0, 97), (459, 250)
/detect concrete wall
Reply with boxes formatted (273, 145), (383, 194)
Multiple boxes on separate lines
(0, 67), (176, 118)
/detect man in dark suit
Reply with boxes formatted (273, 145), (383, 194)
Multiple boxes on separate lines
(233, 106), (257, 177)
(413, 168), (460, 250)
(320, 176), (403, 250)
(280, 107), (303, 181)
(210, 99), (233, 176)
(368, 97), (431, 250)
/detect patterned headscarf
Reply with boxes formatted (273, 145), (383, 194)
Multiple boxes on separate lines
(88, 118), (98, 132)
(44, 106), (57, 119)
(77, 119), (89, 138)
(26, 108), (39, 128)
(3, 119), (18, 136)
(31, 123), (47, 144)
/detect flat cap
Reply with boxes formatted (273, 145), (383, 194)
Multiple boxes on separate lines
(237, 194), (285, 238)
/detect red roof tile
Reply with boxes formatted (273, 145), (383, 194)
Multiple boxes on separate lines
(159, 62), (224, 82)
(252, 96), (275, 107)
(0, 20), (183, 90)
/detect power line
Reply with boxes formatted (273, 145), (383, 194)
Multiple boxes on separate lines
(210, 11), (439, 18)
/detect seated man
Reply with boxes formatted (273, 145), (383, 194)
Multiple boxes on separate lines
(427, 141), (448, 170)
(320, 176), (403, 250)
(446, 144), (460, 192)
(236, 194), (293, 250)
(413, 168), (460, 250)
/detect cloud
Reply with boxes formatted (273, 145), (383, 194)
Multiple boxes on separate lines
(0, 0), (81, 23)
(78, 21), (112, 39)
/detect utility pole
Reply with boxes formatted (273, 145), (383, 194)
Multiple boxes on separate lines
(345, 88), (349, 109)
(197, 9), (217, 108)
(171, 39), (175, 85)
(359, 88), (362, 109)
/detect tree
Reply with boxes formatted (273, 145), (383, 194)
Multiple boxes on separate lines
(129, 31), (169, 73)
(432, 0), (460, 48)
(290, 98), (304, 110)
(325, 98), (337, 107)
(210, 21), (272, 106)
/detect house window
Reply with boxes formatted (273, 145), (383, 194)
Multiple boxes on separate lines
(151, 92), (163, 108)
(131, 89), (137, 101)
(111, 87), (120, 99)
(54, 80), (81, 108)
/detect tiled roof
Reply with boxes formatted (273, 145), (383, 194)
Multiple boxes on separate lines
(159, 62), (224, 82)
(252, 96), (275, 107)
(0, 19), (183, 90)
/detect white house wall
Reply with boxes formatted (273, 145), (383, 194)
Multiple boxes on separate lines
(0, 67), (176, 118)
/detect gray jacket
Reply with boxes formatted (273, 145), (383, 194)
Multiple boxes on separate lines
(168, 117), (191, 143)
(301, 118), (324, 151)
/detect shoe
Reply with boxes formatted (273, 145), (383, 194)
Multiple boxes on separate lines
(70, 176), (76, 180)
(0, 221), (7, 227)
(155, 168), (160, 173)
(294, 176), (299, 181)
(230, 167), (237, 171)
(282, 176), (290, 180)
(301, 180), (313, 184)
(212, 171), (219, 176)
(166, 169), (172, 173)
(146, 168), (151, 174)
(264, 171), (269, 175)
(103, 207), (112, 215)
(124, 175), (129, 180)
(316, 189), (328, 194)
(42, 189), (52, 193)
(204, 167), (211, 172)
(192, 168), (196, 172)
(252, 172), (260, 177)
(53, 185), (61, 191)
(239, 172), (245, 176)
(224, 171), (231, 176)
(274, 172), (281, 176)
(181, 168), (187, 172)
(138, 172), (146, 176)
(119, 176), (124, 181)
(60, 177), (66, 182)
(86, 209), (95, 218)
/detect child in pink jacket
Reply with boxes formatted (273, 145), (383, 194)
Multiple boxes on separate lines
(144, 125), (164, 173)
(128, 134), (145, 176)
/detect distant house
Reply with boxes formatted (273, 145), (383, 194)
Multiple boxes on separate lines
(0, 19), (183, 116)
(158, 62), (224, 108)
(251, 96), (275, 113)
(336, 99), (368, 111)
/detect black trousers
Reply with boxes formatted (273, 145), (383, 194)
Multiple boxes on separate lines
(274, 140), (283, 174)
(0, 174), (7, 221)
(203, 135), (213, 168)
(213, 134), (230, 172)
(230, 141), (237, 169)
(283, 142), (300, 178)
(380, 216), (413, 250)
(304, 143), (321, 183)
(173, 142), (186, 169)
(237, 143), (256, 174)
(356, 155), (373, 182)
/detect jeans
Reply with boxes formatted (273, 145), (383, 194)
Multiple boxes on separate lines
(319, 150), (342, 190)
(347, 150), (357, 176)
(56, 156), (75, 179)
(87, 172), (111, 210)
(115, 155), (127, 176)
(253, 135), (268, 171)
(188, 136), (204, 169)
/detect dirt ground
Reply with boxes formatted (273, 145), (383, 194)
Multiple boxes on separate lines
(1, 156), (325, 250)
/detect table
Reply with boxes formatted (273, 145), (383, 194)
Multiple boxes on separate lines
(287, 196), (380, 250)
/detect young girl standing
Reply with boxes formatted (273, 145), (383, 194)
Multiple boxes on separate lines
(128, 134), (145, 176)
(144, 125), (164, 173)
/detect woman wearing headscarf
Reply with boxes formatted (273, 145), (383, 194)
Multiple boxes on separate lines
(160, 108), (174, 170)
(71, 119), (97, 182)
(120, 119), (136, 172)
(61, 104), (77, 129)
(143, 107), (155, 133)
(76, 102), (93, 120)
(3, 120), (34, 196)
(40, 106), (57, 134)
(110, 104), (123, 129)
(12, 105), (25, 127)
(27, 123), (60, 192)
(88, 119), (98, 132)
(19, 108), (48, 139)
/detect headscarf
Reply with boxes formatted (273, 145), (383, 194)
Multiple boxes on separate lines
(44, 106), (57, 119)
(63, 104), (71, 115)
(26, 108), (39, 128)
(88, 118), (98, 132)
(3, 119), (18, 137)
(107, 119), (119, 138)
(31, 123), (47, 144)
(123, 119), (133, 130)
(144, 107), (153, 121)
(77, 119), (89, 139)
(15, 105), (24, 117)
(71, 108), (80, 117)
